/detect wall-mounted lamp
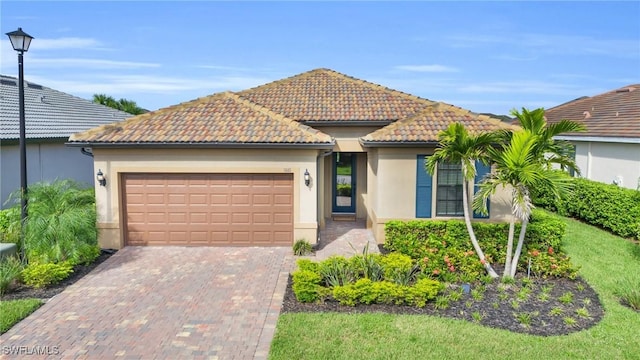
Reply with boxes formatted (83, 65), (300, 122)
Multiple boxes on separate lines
(96, 169), (106, 186)
(304, 169), (311, 187)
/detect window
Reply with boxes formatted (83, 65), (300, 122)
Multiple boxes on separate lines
(436, 162), (464, 216)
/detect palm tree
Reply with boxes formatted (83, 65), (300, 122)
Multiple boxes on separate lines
(473, 129), (573, 278)
(510, 108), (585, 173)
(92, 94), (146, 115)
(117, 98), (146, 115)
(92, 93), (119, 109)
(426, 123), (499, 278)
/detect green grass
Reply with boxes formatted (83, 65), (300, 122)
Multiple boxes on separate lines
(0, 299), (42, 334)
(269, 216), (640, 359)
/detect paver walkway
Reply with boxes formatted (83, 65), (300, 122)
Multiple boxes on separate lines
(314, 219), (379, 260)
(0, 247), (292, 360)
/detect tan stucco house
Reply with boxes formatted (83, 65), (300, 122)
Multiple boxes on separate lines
(68, 69), (513, 249)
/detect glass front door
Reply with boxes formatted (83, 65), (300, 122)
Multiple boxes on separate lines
(332, 153), (356, 213)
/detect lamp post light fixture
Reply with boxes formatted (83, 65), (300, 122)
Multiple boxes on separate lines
(6, 27), (34, 259)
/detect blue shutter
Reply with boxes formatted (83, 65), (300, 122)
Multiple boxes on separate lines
(416, 155), (432, 218)
(473, 160), (491, 218)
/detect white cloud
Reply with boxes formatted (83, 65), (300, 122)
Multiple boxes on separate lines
(446, 33), (639, 59)
(29, 58), (161, 69)
(24, 37), (104, 50)
(27, 74), (272, 96)
(395, 64), (459, 73)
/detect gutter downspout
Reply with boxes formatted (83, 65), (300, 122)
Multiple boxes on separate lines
(80, 147), (93, 158)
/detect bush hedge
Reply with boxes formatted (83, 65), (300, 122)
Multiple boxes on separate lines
(384, 209), (576, 281)
(291, 255), (444, 306)
(532, 174), (640, 240)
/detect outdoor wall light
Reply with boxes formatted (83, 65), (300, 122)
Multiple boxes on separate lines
(304, 169), (311, 187)
(96, 169), (106, 186)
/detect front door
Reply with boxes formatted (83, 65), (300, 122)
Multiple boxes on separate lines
(332, 153), (356, 213)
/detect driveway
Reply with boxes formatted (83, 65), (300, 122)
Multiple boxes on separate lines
(0, 247), (292, 359)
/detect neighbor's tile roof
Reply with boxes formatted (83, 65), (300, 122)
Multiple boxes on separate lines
(0, 75), (131, 140)
(238, 68), (434, 122)
(69, 92), (333, 145)
(545, 84), (640, 139)
(362, 103), (516, 143)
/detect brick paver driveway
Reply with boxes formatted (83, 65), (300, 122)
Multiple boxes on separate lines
(1, 247), (292, 359)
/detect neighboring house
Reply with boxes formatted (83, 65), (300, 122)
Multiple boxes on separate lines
(0, 75), (132, 208)
(69, 68), (514, 249)
(545, 84), (640, 190)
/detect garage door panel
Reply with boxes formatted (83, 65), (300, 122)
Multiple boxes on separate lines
(123, 173), (293, 246)
(210, 213), (229, 224)
(231, 194), (250, 205)
(252, 194), (271, 205)
(273, 194), (292, 205)
(253, 213), (271, 224)
(231, 213), (250, 224)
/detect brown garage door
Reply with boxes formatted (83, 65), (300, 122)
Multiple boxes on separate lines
(122, 173), (293, 246)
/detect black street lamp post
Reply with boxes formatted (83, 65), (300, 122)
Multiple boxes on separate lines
(6, 27), (34, 258)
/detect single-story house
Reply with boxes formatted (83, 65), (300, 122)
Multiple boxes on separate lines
(0, 75), (132, 208)
(68, 68), (514, 249)
(545, 84), (640, 190)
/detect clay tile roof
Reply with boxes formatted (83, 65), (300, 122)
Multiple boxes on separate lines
(361, 103), (516, 144)
(237, 68), (434, 122)
(69, 92), (333, 146)
(545, 85), (640, 139)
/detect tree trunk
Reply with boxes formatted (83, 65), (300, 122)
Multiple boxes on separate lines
(509, 217), (529, 278)
(461, 172), (498, 278)
(504, 217), (515, 277)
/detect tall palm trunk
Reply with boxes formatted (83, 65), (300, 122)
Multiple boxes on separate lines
(509, 217), (529, 277)
(461, 165), (498, 278)
(504, 217), (516, 277)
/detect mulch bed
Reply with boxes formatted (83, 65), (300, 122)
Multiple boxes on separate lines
(1, 249), (115, 301)
(281, 273), (605, 336)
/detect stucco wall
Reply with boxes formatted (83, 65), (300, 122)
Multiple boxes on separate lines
(367, 147), (513, 243)
(573, 141), (640, 190)
(318, 126), (381, 152)
(1, 141), (94, 208)
(92, 148), (320, 249)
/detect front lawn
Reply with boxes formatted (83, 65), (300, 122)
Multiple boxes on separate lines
(0, 299), (42, 334)
(269, 217), (640, 359)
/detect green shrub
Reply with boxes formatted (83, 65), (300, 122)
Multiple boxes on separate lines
(405, 278), (444, 307)
(292, 270), (327, 303)
(69, 244), (101, 266)
(0, 257), (24, 295)
(526, 248), (579, 279)
(615, 277), (640, 311)
(333, 278), (373, 306)
(319, 256), (356, 287)
(296, 258), (320, 273)
(3, 180), (98, 264)
(533, 175), (640, 240)
(349, 253), (384, 281)
(332, 277), (443, 307)
(292, 239), (313, 256)
(384, 210), (568, 282)
(22, 261), (73, 289)
(0, 207), (20, 245)
(369, 281), (407, 305)
(379, 252), (417, 285)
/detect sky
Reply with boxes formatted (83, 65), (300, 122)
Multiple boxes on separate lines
(1, 1), (639, 115)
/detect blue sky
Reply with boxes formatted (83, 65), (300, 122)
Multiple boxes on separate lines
(2, 1), (639, 115)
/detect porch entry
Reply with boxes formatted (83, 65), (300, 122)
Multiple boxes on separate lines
(332, 152), (356, 213)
